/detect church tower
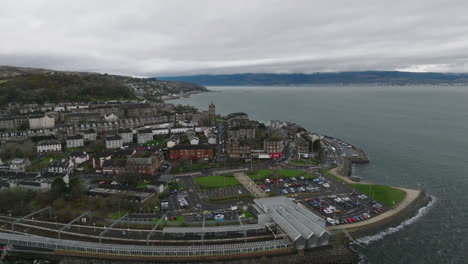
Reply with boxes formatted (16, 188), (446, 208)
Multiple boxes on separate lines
(209, 102), (216, 126)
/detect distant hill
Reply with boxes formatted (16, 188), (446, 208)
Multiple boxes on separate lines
(157, 71), (468, 86)
(0, 66), (208, 106)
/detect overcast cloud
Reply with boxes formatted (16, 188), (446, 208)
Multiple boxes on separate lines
(1, 0), (468, 76)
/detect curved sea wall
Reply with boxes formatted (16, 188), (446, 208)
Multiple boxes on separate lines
(347, 190), (431, 240)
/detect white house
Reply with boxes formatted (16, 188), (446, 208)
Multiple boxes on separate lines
(82, 129), (97, 141)
(153, 129), (170, 135)
(170, 128), (191, 134)
(48, 159), (74, 174)
(70, 151), (89, 165)
(9, 158), (31, 172)
(37, 140), (62, 153)
(66, 135), (84, 148)
(117, 128), (133, 144)
(106, 135), (123, 149)
(137, 128), (153, 144)
(53, 106), (66, 112)
(29, 114), (55, 129)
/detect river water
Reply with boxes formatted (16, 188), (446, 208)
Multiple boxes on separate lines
(170, 85), (468, 264)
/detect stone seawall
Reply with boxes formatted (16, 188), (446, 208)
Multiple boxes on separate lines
(348, 190), (431, 239)
(338, 147), (369, 176)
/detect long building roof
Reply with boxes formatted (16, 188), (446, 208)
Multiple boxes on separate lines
(162, 223), (265, 234)
(254, 196), (328, 242)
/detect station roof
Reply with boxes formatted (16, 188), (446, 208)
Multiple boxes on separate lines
(254, 196), (328, 242)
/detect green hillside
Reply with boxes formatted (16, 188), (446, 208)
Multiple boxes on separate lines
(0, 73), (135, 106)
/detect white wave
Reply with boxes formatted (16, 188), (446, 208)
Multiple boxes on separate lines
(355, 195), (437, 245)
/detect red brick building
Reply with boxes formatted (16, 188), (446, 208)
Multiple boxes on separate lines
(126, 153), (164, 176)
(169, 145), (214, 160)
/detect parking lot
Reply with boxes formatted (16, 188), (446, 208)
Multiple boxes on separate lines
(200, 186), (248, 200)
(301, 193), (387, 226)
(155, 166), (390, 227)
(256, 175), (332, 196)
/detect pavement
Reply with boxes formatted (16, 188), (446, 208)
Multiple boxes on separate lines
(233, 172), (267, 198)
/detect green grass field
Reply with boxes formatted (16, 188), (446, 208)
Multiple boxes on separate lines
(351, 184), (406, 207)
(110, 210), (130, 220)
(248, 169), (315, 181)
(320, 169), (347, 183)
(136, 181), (150, 189)
(194, 175), (241, 190)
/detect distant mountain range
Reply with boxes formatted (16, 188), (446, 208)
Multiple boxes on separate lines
(157, 71), (468, 86)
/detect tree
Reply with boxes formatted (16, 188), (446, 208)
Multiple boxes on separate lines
(0, 140), (36, 160)
(50, 176), (67, 199)
(68, 177), (87, 200)
(313, 140), (325, 161)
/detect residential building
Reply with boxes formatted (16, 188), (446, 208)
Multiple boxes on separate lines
(118, 128), (133, 144)
(169, 145), (214, 160)
(126, 152), (164, 175)
(295, 137), (310, 156)
(28, 114), (55, 129)
(66, 135), (84, 149)
(227, 127), (256, 141)
(105, 135), (123, 149)
(264, 137), (285, 154)
(226, 143), (251, 159)
(0, 170), (66, 192)
(91, 152), (112, 169)
(0, 116), (27, 131)
(37, 140), (62, 153)
(70, 151), (89, 165)
(0, 117), (15, 131)
(124, 103), (158, 118)
(102, 159), (127, 175)
(82, 129), (97, 141)
(63, 112), (101, 124)
(48, 159), (74, 174)
(9, 158), (31, 172)
(137, 128), (153, 144)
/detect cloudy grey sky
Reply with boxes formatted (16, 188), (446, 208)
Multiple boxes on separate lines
(1, 0), (468, 76)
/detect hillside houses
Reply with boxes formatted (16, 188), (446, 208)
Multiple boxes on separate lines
(137, 128), (153, 144)
(82, 129), (97, 141)
(29, 114), (55, 129)
(118, 128), (133, 144)
(37, 139), (62, 153)
(9, 158), (31, 172)
(66, 135), (84, 148)
(106, 135), (123, 149)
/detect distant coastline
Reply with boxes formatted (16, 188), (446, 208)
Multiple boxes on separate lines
(157, 71), (468, 86)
